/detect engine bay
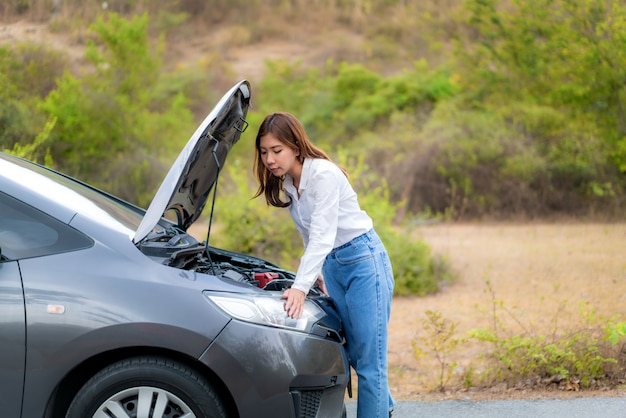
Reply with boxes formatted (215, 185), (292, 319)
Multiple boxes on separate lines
(137, 227), (324, 296)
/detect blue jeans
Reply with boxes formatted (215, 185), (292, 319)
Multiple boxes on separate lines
(322, 229), (395, 418)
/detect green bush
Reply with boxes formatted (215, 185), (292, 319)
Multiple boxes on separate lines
(412, 310), (465, 391)
(256, 60), (455, 148)
(0, 44), (64, 153)
(459, 0), (626, 176)
(469, 283), (626, 389)
(37, 13), (195, 205)
(470, 329), (615, 388)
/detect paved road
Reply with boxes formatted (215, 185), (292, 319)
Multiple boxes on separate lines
(345, 398), (626, 417)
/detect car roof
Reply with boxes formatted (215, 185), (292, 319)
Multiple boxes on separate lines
(0, 153), (137, 238)
(0, 153), (80, 224)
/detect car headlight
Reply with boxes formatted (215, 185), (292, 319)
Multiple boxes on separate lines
(204, 291), (325, 333)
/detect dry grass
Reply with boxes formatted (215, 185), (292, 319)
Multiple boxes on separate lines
(386, 222), (626, 401)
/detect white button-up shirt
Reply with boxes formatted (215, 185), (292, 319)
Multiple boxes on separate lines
(283, 158), (373, 293)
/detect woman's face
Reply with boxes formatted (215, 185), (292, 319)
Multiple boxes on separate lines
(259, 133), (301, 178)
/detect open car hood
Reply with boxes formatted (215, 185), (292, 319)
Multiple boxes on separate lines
(133, 80), (251, 244)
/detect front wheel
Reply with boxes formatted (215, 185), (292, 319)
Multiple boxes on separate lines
(66, 356), (227, 418)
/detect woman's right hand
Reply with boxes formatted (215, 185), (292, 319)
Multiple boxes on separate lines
(282, 288), (305, 319)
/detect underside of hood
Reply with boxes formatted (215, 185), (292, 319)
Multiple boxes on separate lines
(133, 80), (251, 244)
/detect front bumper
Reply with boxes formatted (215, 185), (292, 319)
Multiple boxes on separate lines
(200, 319), (349, 418)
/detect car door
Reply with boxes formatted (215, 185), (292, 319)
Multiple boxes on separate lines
(0, 190), (95, 417)
(0, 190), (94, 417)
(1, 192), (29, 416)
(0, 260), (26, 417)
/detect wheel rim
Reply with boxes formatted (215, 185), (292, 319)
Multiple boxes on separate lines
(93, 386), (196, 418)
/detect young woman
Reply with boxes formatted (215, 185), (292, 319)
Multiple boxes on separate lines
(253, 112), (395, 417)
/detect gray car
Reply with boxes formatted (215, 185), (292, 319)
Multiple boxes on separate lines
(0, 80), (350, 418)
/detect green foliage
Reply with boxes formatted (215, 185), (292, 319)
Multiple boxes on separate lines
(604, 321), (626, 346)
(0, 44), (65, 152)
(470, 330), (613, 388)
(469, 281), (624, 389)
(84, 13), (162, 101)
(409, 98), (621, 218)
(412, 310), (465, 391)
(153, 9), (190, 35)
(6, 0), (626, 219)
(257, 59), (456, 149)
(458, 0), (626, 175)
(37, 13), (194, 205)
(8, 118), (55, 167)
(2, 42), (68, 98)
(0, 96), (44, 153)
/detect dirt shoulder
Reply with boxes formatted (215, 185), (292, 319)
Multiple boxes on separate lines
(387, 222), (626, 401)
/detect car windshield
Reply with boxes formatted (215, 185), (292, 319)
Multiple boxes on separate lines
(2, 153), (146, 233)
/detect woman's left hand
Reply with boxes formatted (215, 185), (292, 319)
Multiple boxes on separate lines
(282, 288), (306, 319)
(315, 275), (328, 296)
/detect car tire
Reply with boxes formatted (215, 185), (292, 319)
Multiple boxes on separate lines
(66, 356), (227, 418)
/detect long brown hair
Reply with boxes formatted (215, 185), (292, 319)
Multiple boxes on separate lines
(253, 112), (347, 207)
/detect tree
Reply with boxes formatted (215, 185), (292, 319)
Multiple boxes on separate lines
(39, 13), (193, 204)
(457, 0), (626, 172)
